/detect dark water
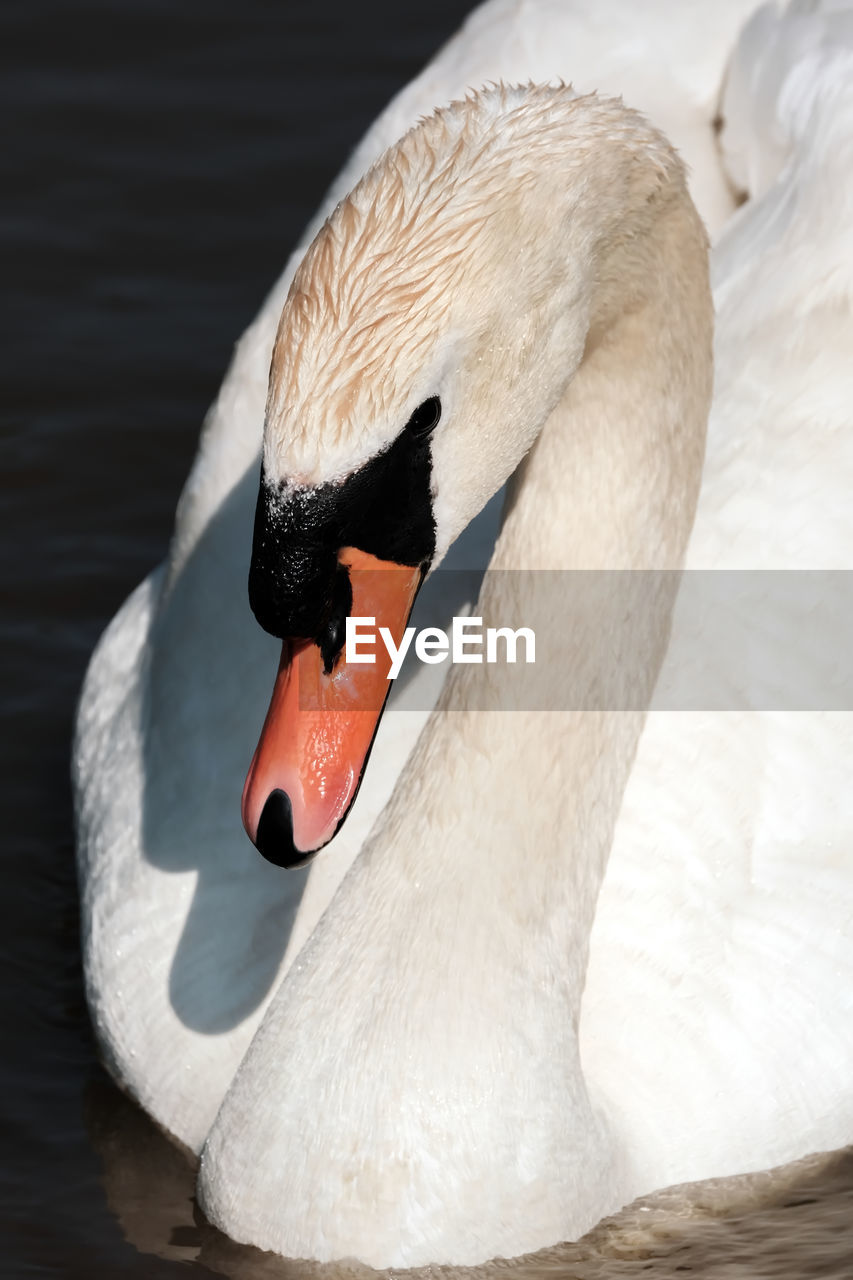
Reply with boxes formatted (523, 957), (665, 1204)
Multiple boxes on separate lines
(3, 1), (852, 1277)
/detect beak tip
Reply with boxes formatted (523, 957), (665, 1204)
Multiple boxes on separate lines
(254, 788), (316, 870)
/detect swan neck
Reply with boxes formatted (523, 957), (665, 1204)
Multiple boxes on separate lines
(395, 169), (714, 979)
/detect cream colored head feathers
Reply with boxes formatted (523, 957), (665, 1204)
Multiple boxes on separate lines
(263, 85), (694, 561)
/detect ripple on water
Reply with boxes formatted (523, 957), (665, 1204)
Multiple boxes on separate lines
(87, 1075), (853, 1280)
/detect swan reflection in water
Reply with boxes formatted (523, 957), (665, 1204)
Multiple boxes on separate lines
(87, 1073), (853, 1280)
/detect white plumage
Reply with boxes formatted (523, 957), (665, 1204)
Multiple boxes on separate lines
(73, 0), (853, 1268)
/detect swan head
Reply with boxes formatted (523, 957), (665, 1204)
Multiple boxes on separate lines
(242, 85), (690, 867)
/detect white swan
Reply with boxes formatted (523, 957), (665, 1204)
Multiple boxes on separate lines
(72, 0), (759, 1157)
(195, 84), (713, 1265)
(72, 0), (853, 1268)
(195, 4), (853, 1268)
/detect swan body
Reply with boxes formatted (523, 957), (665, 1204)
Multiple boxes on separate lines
(584, 0), (853, 1218)
(73, 0), (759, 1156)
(195, 8), (853, 1260)
(73, 0), (853, 1269)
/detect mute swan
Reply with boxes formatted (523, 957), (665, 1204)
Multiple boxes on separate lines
(196, 85), (713, 1266)
(72, 0), (853, 1269)
(194, 5), (853, 1269)
(73, 0), (759, 1157)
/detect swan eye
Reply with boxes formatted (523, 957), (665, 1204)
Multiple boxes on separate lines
(404, 396), (441, 439)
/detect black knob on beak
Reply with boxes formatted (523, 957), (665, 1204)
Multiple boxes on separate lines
(254, 789), (315, 869)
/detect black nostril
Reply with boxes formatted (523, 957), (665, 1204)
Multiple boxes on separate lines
(254, 790), (316, 869)
(317, 563), (353, 675)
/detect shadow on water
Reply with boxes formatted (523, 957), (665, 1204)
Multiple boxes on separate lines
(86, 1075), (853, 1280)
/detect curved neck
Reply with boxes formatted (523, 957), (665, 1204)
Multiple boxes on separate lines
(387, 158), (713, 931)
(203, 107), (714, 1266)
(294, 128), (712, 1013)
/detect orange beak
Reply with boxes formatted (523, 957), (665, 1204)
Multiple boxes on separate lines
(241, 547), (422, 866)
